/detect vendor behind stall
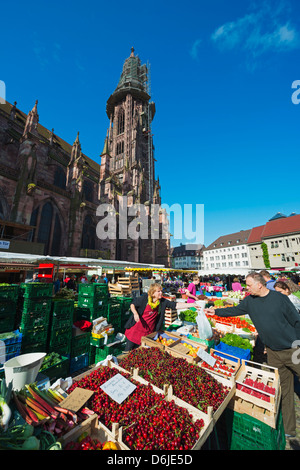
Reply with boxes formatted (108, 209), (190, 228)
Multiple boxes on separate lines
(186, 276), (201, 303)
(124, 283), (176, 352)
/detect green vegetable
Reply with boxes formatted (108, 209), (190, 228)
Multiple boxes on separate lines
(220, 333), (253, 358)
(179, 309), (198, 323)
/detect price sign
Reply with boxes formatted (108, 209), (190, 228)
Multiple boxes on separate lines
(100, 373), (136, 404)
(197, 348), (216, 367)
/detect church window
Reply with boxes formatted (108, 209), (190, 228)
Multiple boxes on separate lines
(37, 202), (53, 254)
(54, 166), (66, 189)
(117, 109), (125, 135)
(83, 180), (94, 203)
(81, 215), (96, 250)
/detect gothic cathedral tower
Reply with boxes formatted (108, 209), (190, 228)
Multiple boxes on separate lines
(99, 48), (170, 266)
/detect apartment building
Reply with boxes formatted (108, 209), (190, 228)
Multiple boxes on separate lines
(171, 244), (204, 270)
(247, 213), (300, 270)
(203, 230), (251, 274)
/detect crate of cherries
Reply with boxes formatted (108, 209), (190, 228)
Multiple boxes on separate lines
(199, 349), (241, 380)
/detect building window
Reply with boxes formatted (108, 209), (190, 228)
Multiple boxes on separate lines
(53, 166), (66, 189)
(117, 109), (125, 135)
(116, 141), (124, 156)
(81, 215), (96, 250)
(30, 202), (63, 256)
(83, 180), (94, 203)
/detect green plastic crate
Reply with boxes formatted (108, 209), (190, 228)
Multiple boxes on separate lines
(77, 295), (108, 309)
(94, 341), (126, 363)
(78, 283), (108, 298)
(39, 354), (70, 382)
(20, 282), (53, 299)
(20, 326), (48, 345)
(74, 304), (108, 322)
(20, 310), (51, 330)
(71, 332), (91, 357)
(0, 313), (15, 334)
(0, 284), (19, 301)
(22, 298), (52, 315)
(52, 299), (74, 316)
(226, 408), (286, 450)
(0, 300), (17, 315)
(51, 301), (74, 329)
(21, 340), (48, 354)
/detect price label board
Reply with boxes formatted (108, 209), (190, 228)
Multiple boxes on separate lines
(101, 373), (136, 404)
(197, 347), (216, 367)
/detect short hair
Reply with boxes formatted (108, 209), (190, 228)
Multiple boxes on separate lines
(246, 271), (266, 286)
(274, 280), (290, 293)
(233, 277), (239, 282)
(259, 270), (271, 279)
(284, 279), (299, 293)
(148, 283), (162, 300)
(193, 276), (199, 281)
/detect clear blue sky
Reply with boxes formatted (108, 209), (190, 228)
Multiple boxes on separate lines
(1, 0), (300, 249)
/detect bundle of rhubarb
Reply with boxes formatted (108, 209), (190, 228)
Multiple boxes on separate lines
(12, 384), (93, 437)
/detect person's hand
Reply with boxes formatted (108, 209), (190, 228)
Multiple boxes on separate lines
(133, 312), (140, 323)
(204, 307), (215, 315)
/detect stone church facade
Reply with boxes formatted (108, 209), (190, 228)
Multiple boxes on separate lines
(0, 48), (170, 266)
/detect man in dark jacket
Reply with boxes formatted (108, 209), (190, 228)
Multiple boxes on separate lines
(205, 271), (300, 440)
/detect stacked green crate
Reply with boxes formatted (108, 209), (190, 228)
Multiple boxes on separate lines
(225, 407), (286, 450)
(114, 296), (133, 332)
(0, 284), (19, 334)
(19, 283), (53, 354)
(48, 300), (74, 356)
(107, 298), (122, 333)
(77, 283), (109, 321)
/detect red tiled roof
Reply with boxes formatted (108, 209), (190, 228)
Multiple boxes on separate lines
(262, 214), (300, 238)
(247, 225), (265, 244)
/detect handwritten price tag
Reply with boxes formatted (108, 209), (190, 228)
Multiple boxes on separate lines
(197, 348), (216, 367)
(100, 373), (136, 404)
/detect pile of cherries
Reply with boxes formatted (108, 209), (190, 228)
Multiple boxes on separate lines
(119, 347), (230, 413)
(67, 365), (205, 450)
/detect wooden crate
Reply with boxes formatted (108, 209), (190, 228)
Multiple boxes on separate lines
(59, 413), (126, 450)
(228, 395), (279, 429)
(165, 337), (208, 364)
(164, 308), (178, 327)
(235, 360), (281, 414)
(141, 331), (181, 350)
(198, 348), (241, 382)
(117, 368), (214, 450)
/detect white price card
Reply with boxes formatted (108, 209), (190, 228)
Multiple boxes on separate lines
(197, 348), (216, 367)
(100, 373), (136, 404)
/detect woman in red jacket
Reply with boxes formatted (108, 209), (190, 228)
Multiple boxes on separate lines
(124, 283), (176, 352)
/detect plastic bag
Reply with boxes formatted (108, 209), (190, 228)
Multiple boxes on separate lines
(196, 308), (213, 340)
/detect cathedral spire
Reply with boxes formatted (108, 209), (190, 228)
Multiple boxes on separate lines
(23, 100), (39, 136)
(70, 131), (81, 161)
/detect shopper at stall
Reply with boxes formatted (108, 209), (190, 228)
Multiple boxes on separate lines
(66, 274), (77, 291)
(259, 270), (276, 290)
(204, 271), (300, 440)
(231, 277), (243, 292)
(186, 276), (201, 303)
(274, 280), (300, 312)
(124, 283), (177, 352)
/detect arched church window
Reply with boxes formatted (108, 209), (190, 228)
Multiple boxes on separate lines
(81, 215), (96, 250)
(83, 180), (94, 203)
(54, 166), (66, 189)
(51, 213), (61, 256)
(37, 202), (53, 254)
(117, 109), (125, 135)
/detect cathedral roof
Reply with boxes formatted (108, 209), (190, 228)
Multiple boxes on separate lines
(0, 100), (100, 173)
